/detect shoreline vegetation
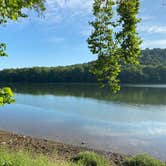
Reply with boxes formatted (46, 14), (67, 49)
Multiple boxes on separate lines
(0, 48), (166, 84)
(0, 130), (165, 166)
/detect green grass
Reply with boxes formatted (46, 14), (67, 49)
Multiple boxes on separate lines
(0, 148), (110, 166)
(72, 151), (110, 166)
(0, 148), (74, 166)
(124, 154), (166, 166)
(0, 147), (165, 166)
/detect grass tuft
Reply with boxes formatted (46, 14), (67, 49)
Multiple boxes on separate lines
(1, 147), (166, 166)
(124, 154), (166, 166)
(72, 151), (110, 166)
(0, 147), (75, 166)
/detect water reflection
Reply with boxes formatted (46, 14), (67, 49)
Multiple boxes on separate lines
(3, 83), (166, 105)
(0, 83), (166, 159)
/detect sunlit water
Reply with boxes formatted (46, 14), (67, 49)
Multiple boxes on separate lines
(0, 83), (166, 159)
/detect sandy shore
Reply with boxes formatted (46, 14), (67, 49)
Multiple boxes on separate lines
(0, 130), (126, 166)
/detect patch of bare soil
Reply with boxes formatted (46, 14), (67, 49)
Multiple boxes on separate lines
(0, 130), (126, 166)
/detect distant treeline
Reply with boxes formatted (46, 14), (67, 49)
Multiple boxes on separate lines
(0, 48), (166, 84)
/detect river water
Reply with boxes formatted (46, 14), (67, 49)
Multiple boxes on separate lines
(0, 83), (166, 159)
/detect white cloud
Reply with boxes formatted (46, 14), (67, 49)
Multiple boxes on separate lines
(143, 39), (166, 48)
(46, 0), (92, 11)
(8, 0), (92, 26)
(46, 0), (93, 18)
(139, 25), (166, 33)
(35, 0), (93, 26)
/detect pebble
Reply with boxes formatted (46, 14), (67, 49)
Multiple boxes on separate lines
(81, 141), (86, 145)
(1, 142), (6, 145)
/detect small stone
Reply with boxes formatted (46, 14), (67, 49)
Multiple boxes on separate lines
(44, 139), (47, 142)
(9, 139), (13, 143)
(1, 142), (6, 145)
(81, 141), (86, 145)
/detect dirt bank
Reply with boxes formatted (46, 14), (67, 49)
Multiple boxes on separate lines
(0, 130), (126, 166)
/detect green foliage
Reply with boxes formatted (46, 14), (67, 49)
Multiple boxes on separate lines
(72, 151), (110, 166)
(0, 87), (15, 105)
(88, 0), (141, 92)
(0, 48), (166, 84)
(0, 43), (7, 57)
(0, 148), (110, 166)
(140, 48), (166, 66)
(0, 148), (76, 166)
(124, 154), (166, 166)
(0, 63), (97, 83)
(0, 0), (45, 24)
(0, 0), (45, 105)
(0, 148), (166, 166)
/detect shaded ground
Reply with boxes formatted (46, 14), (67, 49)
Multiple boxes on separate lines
(0, 130), (126, 166)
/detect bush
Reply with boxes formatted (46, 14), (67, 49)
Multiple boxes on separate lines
(124, 154), (166, 166)
(72, 151), (110, 166)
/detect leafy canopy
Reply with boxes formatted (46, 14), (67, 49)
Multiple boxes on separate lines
(88, 0), (142, 93)
(0, 0), (45, 105)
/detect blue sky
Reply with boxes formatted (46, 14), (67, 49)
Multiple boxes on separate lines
(0, 0), (166, 69)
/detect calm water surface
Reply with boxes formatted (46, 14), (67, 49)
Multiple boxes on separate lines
(0, 83), (166, 159)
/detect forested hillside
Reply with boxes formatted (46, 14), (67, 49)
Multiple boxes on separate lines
(140, 48), (166, 65)
(0, 48), (166, 84)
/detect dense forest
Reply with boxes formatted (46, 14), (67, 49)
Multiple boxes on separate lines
(0, 48), (166, 84)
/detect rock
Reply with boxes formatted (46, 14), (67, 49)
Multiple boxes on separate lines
(44, 138), (47, 142)
(1, 142), (6, 145)
(9, 139), (13, 144)
(81, 141), (86, 145)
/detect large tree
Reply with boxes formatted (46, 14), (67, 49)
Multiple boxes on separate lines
(0, 0), (45, 105)
(88, 0), (142, 93)
(0, 0), (142, 106)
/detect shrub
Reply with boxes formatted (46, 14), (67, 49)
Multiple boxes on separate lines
(72, 151), (110, 166)
(124, 154), (166, 166)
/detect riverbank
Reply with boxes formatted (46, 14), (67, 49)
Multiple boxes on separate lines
(0, 130), (165, 166)
(0, 130), (126, 166)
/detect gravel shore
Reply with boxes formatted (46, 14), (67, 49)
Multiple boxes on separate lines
(0, 130), (127, 166)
